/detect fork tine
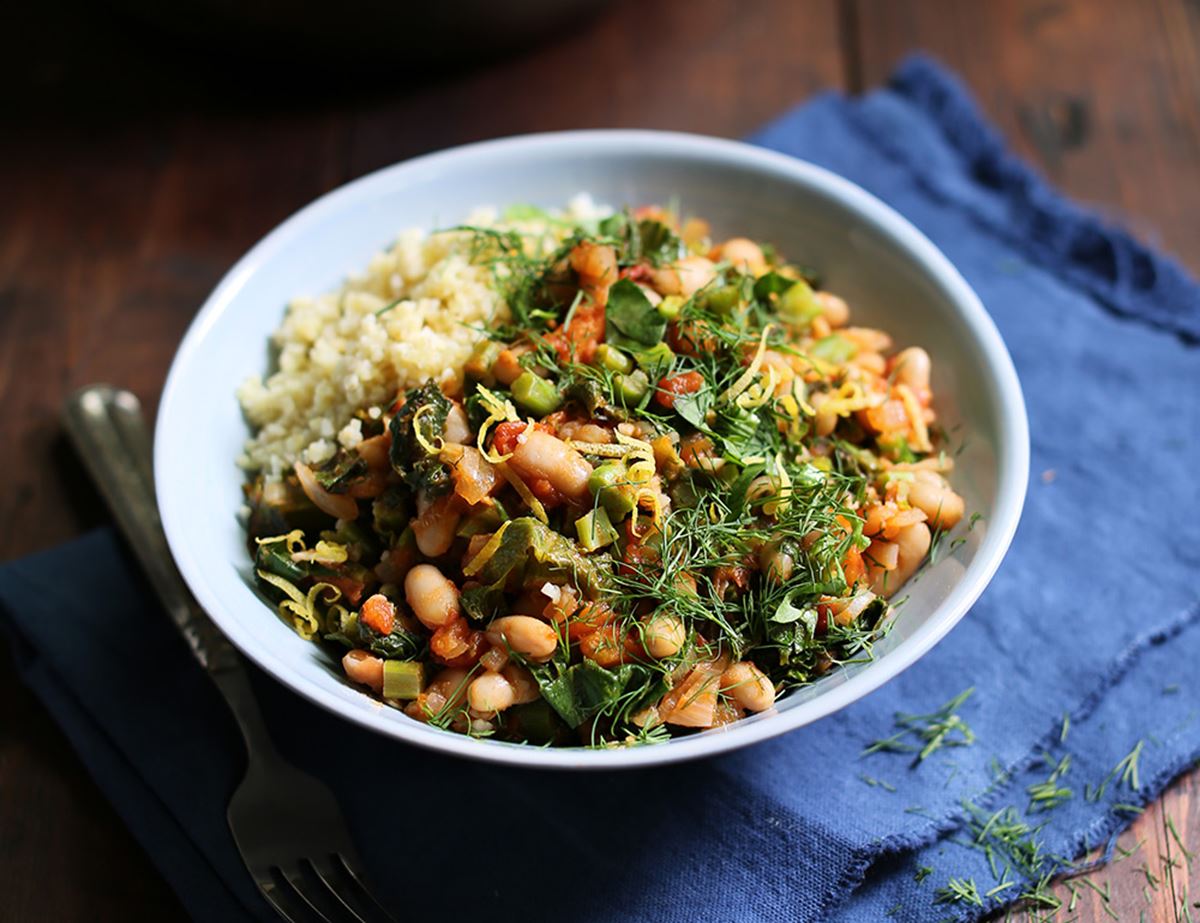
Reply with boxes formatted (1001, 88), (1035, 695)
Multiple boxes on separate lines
(305, 858), (370, 923)
(256, 871), (310, 923)
(329, 853), (399, 923)
(278, 865), (335, 923)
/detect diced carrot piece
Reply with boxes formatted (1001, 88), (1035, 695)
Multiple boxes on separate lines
(843, 547), (866, 588)
(359, 594), (395, 635)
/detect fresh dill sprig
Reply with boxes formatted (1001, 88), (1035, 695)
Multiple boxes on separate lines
(934, 877), (983, 907)
(1026, 753), (1072, 813)
(1026, 780), (1073, 813)
(863, 687), (977, 764)
(1086, 739), (1145, 801)
(1016, 871), (1062, 912)
(1166, 814), (1195, 867)
(1113, 802), (1144, 815)
(985, 879), (1015, 899)
(859, 773), (897, 792)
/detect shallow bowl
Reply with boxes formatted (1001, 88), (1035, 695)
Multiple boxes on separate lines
(156, 130), (1029, 769)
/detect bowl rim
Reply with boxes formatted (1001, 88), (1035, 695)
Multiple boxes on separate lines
(156, 128), (1030, 770)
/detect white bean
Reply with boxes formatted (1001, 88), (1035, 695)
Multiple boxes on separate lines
(720, 662), (775, 712)
(509, 429), (592, 501)
(411, 493), (461, 556)
(486, 616), (559, 661)
(468, 673), (516, 714)
(404, 564), (460, 629)
(908, 470), (965, 530)
(642, 613), (687, 659)
(718, 238), (766, 274)
(501, 664), (541, 704)
(816, 291), (850, 327)
(342, 650), (384, 693)
(676, 256), (718, 296)
(872, 521), (932, 597)
(294, 461), (359, 521)
(892, 346), (931, 395)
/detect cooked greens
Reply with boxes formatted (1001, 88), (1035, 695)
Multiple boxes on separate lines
(241, 202), (965, 747)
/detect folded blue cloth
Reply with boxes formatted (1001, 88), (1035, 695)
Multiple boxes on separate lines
(2, 57), (1198, 922)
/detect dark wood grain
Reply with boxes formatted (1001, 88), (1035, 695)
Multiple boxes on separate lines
(854, 0), (1200, 273)
(1, 1), (1196, 920)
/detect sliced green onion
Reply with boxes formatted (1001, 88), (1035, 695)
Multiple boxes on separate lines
(779, 279), (821, 326)
(633, 342), (674, 379)
(575, 506), (619, 552)
(383, 661), (423, 699)
(511, 371), (563, 415)
(595, 343), (633, 374)
(657, 295), (685, 320)
(588, 462), (636, 518)
(614, 369), (650, 403)
(702, 284), (741, 316)
(810, 334), (857, 364)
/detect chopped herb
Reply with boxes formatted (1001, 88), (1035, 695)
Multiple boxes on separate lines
(1166, 815), (1195, 867)
(863, 687), (976, 764)
(934, 877), (983, 907)
(859, 773), (897, 792)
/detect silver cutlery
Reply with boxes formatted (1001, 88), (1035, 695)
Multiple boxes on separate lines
(64, 384), (396, 923)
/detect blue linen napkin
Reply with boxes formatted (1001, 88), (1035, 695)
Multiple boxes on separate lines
(2, 57), (1198, 923)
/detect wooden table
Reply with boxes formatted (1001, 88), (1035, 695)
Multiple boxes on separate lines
(2, 1), (1196, 919)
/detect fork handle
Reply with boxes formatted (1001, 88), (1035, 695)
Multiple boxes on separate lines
(64, 385), (240, 674)
(63, 386), (283, 755)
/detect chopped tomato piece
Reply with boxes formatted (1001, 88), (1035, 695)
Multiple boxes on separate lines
(322, 575), (367, 607)
(860, 399), (908, 434)
(491, 421), (528, 456)
(431, 616), (486, 668)
(579, 625), (630, 667)
(654, 370), (705, 409)
(618, 263), (654, 284)
(544, 301), (606, 364)
(567, 602), (615, 641)
(619, 520), (661, 576)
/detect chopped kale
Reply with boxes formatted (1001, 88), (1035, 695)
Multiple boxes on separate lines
(388, 380), (453, 496)
(605, 279), (667, 349)
(311, 449), (369, 494)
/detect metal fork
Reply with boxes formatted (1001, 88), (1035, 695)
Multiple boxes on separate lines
(64, 384), (397, 923)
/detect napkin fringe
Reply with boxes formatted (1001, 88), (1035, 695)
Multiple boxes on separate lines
(852, 54), (1200, 343)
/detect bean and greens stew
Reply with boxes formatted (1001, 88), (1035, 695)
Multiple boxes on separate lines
(244, 204), (965, 747)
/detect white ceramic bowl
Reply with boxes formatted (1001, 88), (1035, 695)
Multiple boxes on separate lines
(156, 130), (1029, 769)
